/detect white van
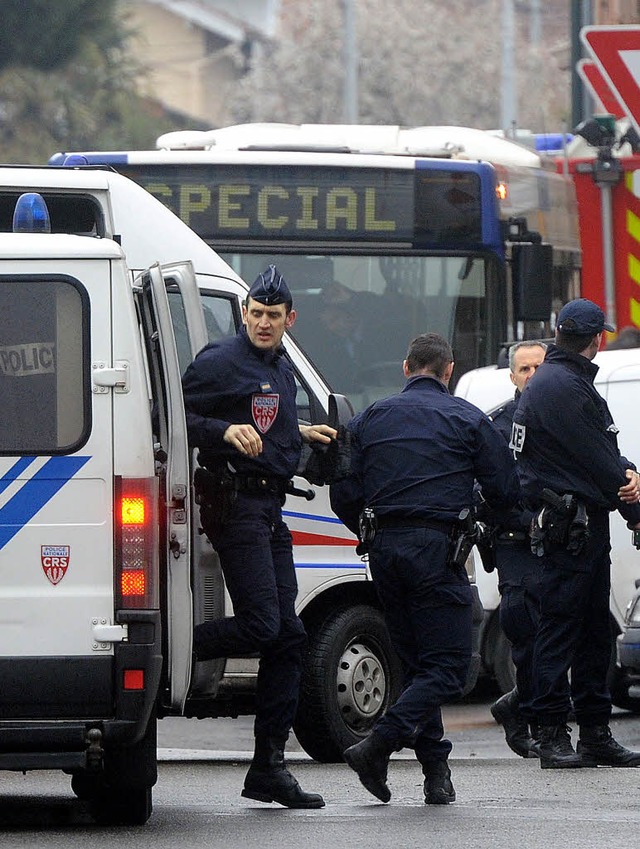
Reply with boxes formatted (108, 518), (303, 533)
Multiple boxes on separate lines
(0, 167), (484, 822)
(455, 348), (640, 709)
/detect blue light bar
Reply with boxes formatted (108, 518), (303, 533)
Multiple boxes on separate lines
(12, 193), (51, 233)
(62, 154), (89, 167)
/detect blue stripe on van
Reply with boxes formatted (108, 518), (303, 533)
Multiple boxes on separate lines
(0, 456), (91, 551)
(0, 457), (37, 495)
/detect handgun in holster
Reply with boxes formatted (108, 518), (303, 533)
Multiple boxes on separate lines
(449, 508), (482, 570)
(358, 507), (377, 545)
(530, 488), (589, 557)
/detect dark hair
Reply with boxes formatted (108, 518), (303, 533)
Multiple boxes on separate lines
(555, 329), (596, 353)
(405, 333), (453, 379)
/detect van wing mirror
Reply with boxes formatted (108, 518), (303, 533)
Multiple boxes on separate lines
(512, 243), (553, 322)
(328, 393), (355, 429)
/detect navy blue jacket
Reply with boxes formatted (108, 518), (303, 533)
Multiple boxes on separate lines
(512, 344), (640, 523)
(490, 391), (519, 444)
(330, 374), (521, 535)
(182, 327), (301, 479)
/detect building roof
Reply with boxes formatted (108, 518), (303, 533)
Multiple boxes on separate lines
(141, 0), (280, 42)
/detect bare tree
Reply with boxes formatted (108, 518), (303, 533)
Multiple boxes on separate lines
(230, 0), (570, 132)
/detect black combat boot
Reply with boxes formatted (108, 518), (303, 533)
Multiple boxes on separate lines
(490, 688), (537, 759)
(343, 731), (395, 803)
(538, 724), (591, 769)
(577, 725), (640, 767)
(242, 737), (325, 808)
(422, 760), (456, 805)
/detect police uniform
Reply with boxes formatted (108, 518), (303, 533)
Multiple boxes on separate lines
(512, 299), (640, 769)
(331, 358), (520, 803)
(182, 267), (324, 808)
(489, 390), (546, 757)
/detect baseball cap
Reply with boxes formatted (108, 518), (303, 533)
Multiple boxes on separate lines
(556, 298), (615, 334)
(248, 265), (292, 308)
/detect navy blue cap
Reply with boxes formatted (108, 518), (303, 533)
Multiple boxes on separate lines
(557, 298), (615, 334)
(248, 265), (292, 308)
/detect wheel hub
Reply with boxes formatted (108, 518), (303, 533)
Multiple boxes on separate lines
(336, 640), (386, 732)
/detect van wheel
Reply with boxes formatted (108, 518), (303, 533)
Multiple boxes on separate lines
(89, 712), (157, 825)
(294, 605), (401, 763)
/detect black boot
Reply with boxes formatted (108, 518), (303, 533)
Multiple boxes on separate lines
(343, 731), (395, 803)
(242, 737), (325, 808)
(422, 760), (456, 805)
(577, 725), (640, 767)
(490, 688), (537, 759)
(538, 724), (591, 769)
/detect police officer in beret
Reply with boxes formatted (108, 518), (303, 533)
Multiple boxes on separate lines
(182, 265), (336, 808)
(488, 341), (547, 758)
(512, 298), (640, 769)
(330, 332), (520, 805)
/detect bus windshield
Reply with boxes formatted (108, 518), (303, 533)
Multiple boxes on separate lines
(51, 123), (581, 411)
(220, 250), (501, 411)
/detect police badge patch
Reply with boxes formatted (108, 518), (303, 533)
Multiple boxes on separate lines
(252, 393), (279, 433)
(41, 545), (70, 585)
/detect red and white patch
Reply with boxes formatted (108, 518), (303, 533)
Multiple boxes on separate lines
(41, 545), (70, 585)
(252, 393), (279, 433)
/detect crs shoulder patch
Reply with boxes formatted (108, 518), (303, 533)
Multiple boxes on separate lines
(509, 421), (526, 454)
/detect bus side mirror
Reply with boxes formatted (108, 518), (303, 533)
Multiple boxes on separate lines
(512, 243), (553, 321)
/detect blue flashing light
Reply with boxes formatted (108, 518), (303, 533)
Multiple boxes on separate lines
(62, 154), (89, 167)
(12, 193), (52, 233)
(535, 133), (573, 153)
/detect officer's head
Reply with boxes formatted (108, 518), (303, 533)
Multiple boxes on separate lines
(508, 341), (547, 392)
(243, 265), (296, 351)
(555, 298), (615, 359)
(403, 333), (454, 385)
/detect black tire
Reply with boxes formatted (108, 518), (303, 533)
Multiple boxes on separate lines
(294, 604), (402, 763)
(88, 713), (157, 825)
(493, 625), (517, 695)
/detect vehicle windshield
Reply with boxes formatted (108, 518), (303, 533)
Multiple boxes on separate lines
(220, 251), (502, 412)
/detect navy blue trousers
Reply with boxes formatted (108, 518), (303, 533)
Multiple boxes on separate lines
(495, 539), (543, 716)
(531, 510), (612, 727)
(194, 490), (307, 742)
(368, 527), (473, 764)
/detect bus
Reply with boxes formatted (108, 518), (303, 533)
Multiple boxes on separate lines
(50, 123), (582, 411)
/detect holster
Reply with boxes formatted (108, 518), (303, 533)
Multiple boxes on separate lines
(193, 466), (237, 531)
(530, 489), (590, 557)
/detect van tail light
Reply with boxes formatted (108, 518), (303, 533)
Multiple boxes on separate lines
(115, 477), (159, 609)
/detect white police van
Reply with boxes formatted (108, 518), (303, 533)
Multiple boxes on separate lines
(0, 165), (484, 823)
(455, 348), (640, 710)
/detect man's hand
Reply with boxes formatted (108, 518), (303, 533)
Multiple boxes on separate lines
(223, 423), (263, 457)
(619, 469), (640, 504)
(300, 424), (337, 445)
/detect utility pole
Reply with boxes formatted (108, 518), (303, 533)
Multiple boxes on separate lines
(343, 0), (358, 123)
(571, 0), (594, 129)
(501, 0), (517, 133)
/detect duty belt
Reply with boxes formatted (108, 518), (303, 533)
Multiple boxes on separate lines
(229, 474), (289, 495)
(375, 516), (453, 535)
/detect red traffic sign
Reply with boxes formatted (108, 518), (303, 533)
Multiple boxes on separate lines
(581, 25), (640, 135)
(577, 58), (626, 118)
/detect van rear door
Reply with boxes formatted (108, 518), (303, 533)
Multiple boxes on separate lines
(135, 262), (207, 712)
(0, 255), (115, 716)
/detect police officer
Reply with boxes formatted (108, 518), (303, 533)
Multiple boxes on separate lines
(489, 341), (547, 758)
(182, 265), (335, 808)
(330, 333), (520, 805)
(512, 298), (640, 769)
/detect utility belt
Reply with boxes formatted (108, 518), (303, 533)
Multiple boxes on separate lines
(530, 488), (590, 557)
(375, 516), (454, 535)
(358, 506), (492, 572)
(195, 465), (289, 498)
